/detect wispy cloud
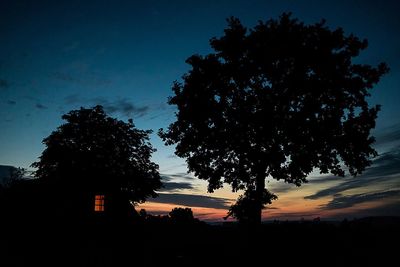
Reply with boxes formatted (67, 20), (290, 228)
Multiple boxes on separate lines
(63, 94), (151, 118)
(268, 180), (299, 194)
(374, 123), (400, 146)
(305, 146), (400, 200)
(322, 190), (400, 210)
(362, 149), (400, 178)
(159, 182), (195, 192)
(267, 124), (400, 197)
(6, 100), (16, 105)
(159, 163), (187, 172)
(163, 173), (196, 180)
(99, 98), (149, 118)
(298, 123), (400, 217)
(35, 103), (48, 110)
(159, 175), (196, 192)
(151, 193), (232, 209)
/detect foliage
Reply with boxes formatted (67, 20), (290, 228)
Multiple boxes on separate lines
(225, 188), (277, 223)
(2, 167), (26, 188)
(139, 207), (200, 225)
(32, 105), (161, 204)
(169, 207), (195, 222)
(139, 208), (148, 218)
(159, 13), (388, 222)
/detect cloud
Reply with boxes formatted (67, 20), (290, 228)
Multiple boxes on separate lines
(150, 193), (232, 209)
(146, 104), (176, 121)
(63, 95), (150, 118)
(158, 174), (197, 193)
(35, 103), (48, 109)
(163, 173), (196, 180)
(361, 150), (400, 178)
(100, 98), (149, 118)
(159, 163), (188, 172)
(374, 123), (400, 146)
(159, 182), (194, 192)
(0, 79), (9, 89)
(268, 180), (299, 194)
(7, 100), (16, 105)
(322, 190), (400, 210)
(305, 147), (400, 200)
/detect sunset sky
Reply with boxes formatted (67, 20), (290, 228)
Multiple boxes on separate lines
(1, 0), (399, 221)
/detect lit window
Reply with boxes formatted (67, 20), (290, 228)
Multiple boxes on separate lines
(94, 195), (105, 212)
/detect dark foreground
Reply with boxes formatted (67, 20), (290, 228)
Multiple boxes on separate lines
(1, 217), (399, 267)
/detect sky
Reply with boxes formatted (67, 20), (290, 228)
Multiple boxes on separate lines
(0, 0), (399, 221)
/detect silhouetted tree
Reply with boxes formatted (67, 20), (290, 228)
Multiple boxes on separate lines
(32, 106), (161, 216)
(224, 188), (277, 224)
(3, 167), (26, 188)
(159, 13), (388, 224)
(0, 167), (26, 217)
(169, 207), (195, 223)
(139, 208), (148, 219)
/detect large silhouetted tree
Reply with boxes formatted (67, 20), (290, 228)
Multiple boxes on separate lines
(159, 13), (388, 224)
(32, 106), (161, 213)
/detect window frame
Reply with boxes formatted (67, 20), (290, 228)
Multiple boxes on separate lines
(94, 194), (105, 212)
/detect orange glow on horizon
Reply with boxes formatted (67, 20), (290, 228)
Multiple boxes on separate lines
(138, 180), (398, 222)
(137, 202), (232, 222)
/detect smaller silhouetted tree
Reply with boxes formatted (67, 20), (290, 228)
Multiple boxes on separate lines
(0, 169), (45, 225)
(139, 208), (148, 218)
(224, 188), (277, 224)
(0, 167), (26, 189)
(0, 167), (27, 214)
(7, 167), (26, 186)
(169, 207), (195, 223)
(31, 106), (161, 217)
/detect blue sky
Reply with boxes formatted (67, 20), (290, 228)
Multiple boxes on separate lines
(0, 0), (399, 221)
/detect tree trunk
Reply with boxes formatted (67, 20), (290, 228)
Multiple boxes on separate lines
(254, 171), (266, 224)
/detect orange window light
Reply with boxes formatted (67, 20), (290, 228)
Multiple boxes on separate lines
(94, 195), (105, 212)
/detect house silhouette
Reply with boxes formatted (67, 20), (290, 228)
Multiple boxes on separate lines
(1, 176), (138, 224)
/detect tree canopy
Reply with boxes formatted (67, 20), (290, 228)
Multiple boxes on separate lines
(159, 13), (388, 223)
(169, 207), (195, 223)
(32, 105), (161, 204)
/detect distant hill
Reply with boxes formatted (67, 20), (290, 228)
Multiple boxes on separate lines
(352, 216), (400, 225)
